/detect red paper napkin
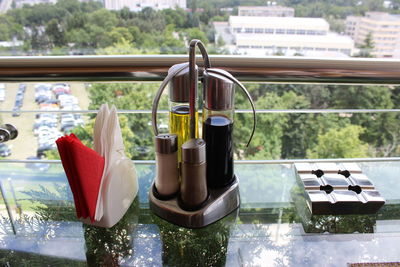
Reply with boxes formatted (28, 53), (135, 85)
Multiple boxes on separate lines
(56, 134), (105, 222)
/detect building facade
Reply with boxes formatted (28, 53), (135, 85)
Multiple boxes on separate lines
(345, 12), (400, 58)
(228, 16), (354, 56)
(14, 0), (57, 8)
(238, 5), (294, 17)
(104, 0), (186, 11)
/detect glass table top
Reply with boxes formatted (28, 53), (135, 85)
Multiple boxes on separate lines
(0, 161), (399, 266)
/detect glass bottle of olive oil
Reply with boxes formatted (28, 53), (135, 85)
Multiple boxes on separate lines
(169, 104), (198, 162)
(168, 65), (199, 162)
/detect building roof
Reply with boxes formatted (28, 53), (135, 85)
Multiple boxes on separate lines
(229, 16), (329, 29)
(238, 5), (294, 10)
(365, 12), (400, 21)
(235, 33), (354, 45)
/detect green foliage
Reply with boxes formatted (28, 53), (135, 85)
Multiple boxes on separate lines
(87, 83), (159, 159)
(331, 85), (399, 155)
(84, 198), (139, 266)
(45, 18), (66, 47)
(184, 27), (209, 45)
(354, 32), (375, 58)
(2, 2), (206, 54)
(307, 124), (369, 158)
(21, 183), (76, 222)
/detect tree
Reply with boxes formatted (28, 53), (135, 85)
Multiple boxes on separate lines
(45, 18), (66, 47)
(87, 83), (160, 159)
(331, 85), (399, 156)
(185, 27), (209, 45)
(280, 91), (318, 159)
(96, 38), (141, 55)
(307, 124), (369, 158)
(354, 32), (375, 58)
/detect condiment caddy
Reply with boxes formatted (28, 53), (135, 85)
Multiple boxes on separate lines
(149, 40), (256, 228)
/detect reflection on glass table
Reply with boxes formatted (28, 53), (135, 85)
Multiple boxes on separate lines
(0, 161), (399, 266)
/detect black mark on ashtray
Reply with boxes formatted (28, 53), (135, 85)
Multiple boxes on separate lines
(348, 185), (362, 194)
(312, 169), (324, 177)
(320, 185), (333, 194)
(338, 170), (351, 178)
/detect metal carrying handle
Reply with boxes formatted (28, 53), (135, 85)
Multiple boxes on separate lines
(152, 40), (211, 137)
(189, 40), (211, 139)
(205, 69), (257, 147)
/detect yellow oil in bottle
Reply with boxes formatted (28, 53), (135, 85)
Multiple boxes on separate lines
(169, 105), (198, 162)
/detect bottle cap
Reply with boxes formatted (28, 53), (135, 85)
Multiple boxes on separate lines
(203, 69), (235, 110)
(155, 134), (177, 154)
(169, 64), (198, 103)
(182, 138), (206, 164)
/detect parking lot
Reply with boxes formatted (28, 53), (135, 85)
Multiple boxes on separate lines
(0, 83), (90, 159)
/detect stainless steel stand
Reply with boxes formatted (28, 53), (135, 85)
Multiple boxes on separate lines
(149, 177), (240, 228)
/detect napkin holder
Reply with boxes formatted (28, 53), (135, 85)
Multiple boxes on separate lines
(81, 156), (137, 228)
(58, 104), (138, 228)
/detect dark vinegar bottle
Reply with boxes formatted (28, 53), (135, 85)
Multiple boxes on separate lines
(203, 115), (234, 188)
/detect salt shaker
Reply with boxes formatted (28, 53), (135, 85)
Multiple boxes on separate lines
(154, 134), (179, 198)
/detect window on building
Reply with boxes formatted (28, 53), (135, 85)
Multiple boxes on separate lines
(296, 30), (306, 35)
(340, 49), (351, 55)
(276, 29), (285, 34)
(245, 28), (254, 33)
(306, 30), (316, 35)
(255, 28), (264, 34)
(265, 28), (274, 34)
(287, 29), (296, 34)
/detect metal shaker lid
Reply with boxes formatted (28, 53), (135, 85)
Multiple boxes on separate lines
(182, 138), (206, 164)
(155, 134), (177, 154)
(203, 68), (235, 110)
(169, 63), (198, 103)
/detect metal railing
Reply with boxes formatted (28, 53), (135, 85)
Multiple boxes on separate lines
(0, 55), (400, 163)
(1, 55), (400, 83)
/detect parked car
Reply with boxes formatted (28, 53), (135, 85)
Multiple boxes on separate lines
(25, 156), (50, 171)
(35, 83), (52, 91)
(58, 95), (78, 107)
(15, 99), (23, 108)
(0, 143), (11, 157)
(0, 85), (5, 102)
(12, 107), (20, 117)
(53, 83), (70, 90)
(33, 121), (58, 131)
(35, 94), (51, 104)
(43, 99), (60, 105)
(18, 84), (26, 93)
(37, 143), (57, 158)
(62, 125), (75, 134)
(16, 91), (24, 99)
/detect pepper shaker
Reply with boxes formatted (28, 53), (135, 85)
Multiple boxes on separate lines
(179, 138), (208, 210)
(154, 134), (179, 198)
